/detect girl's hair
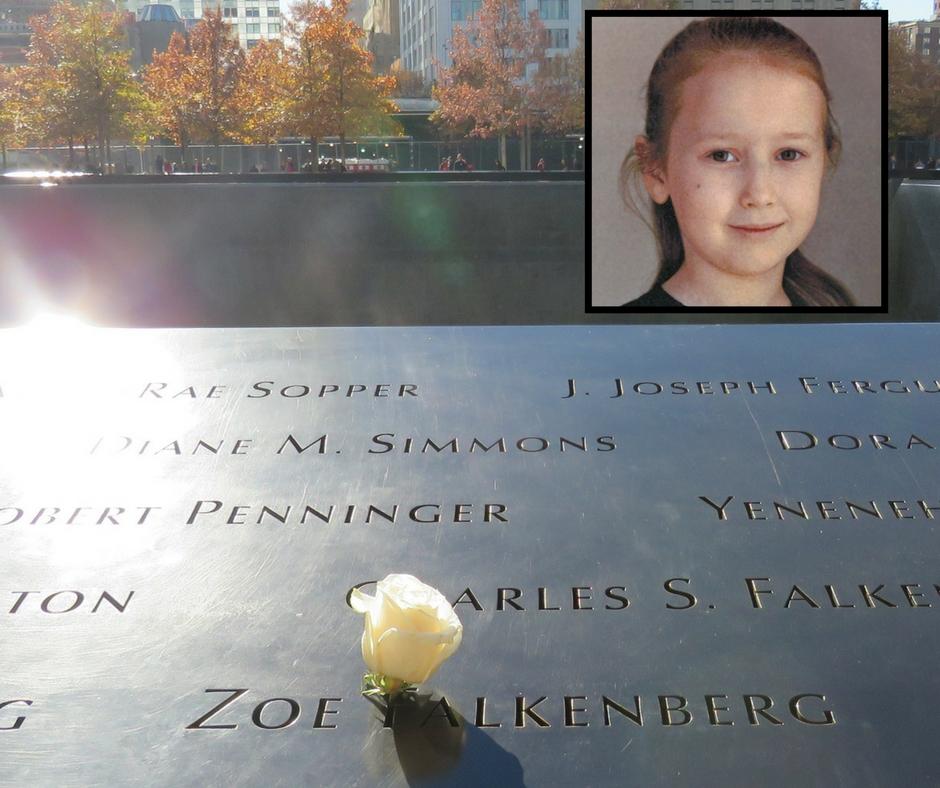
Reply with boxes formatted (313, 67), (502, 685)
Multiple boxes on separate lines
(620, 17), (855, 307)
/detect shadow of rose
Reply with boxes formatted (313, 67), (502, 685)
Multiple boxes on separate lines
(363, 692), (526, 787)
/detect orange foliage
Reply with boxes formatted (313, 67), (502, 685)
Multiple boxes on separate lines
(0, 66), (29, 166)
(143, 9), (244, 151)
(235, 39), (291, 144)
(432, 0), (548, 139)
(285, 0), (398, 155)
(433, 0), (586, 140)
(144, 31), (197, 152)
(25, 0), (141, 158)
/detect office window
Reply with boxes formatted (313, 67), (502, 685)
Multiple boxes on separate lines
(267, 6), (279, 14)
(547, 27), (568, 48)
(538, 0), (567, 20)
(246, 7), (260, 15)
(268, 22), (280, 32)
(451, 0), (464, 20)
(246, 22), (260, 32)
(223, 7), (237, 17)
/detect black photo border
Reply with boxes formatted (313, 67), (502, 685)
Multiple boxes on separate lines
(584, 9), (889, 315)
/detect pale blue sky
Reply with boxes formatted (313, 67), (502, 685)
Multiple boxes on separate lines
(882, 0), (934, 21)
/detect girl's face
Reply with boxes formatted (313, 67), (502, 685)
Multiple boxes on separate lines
(642, 55), (828, 280)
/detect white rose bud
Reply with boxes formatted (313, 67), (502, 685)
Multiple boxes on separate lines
(350, 574), (463, 686)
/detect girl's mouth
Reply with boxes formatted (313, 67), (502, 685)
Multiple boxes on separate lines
(730, 222), (784, 235)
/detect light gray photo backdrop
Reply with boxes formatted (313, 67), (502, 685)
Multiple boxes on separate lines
(590, 15), (883, 307)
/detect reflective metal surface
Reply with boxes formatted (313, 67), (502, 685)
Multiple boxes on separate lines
(890, 180), (940, 321)
(2, 324), (939, 786)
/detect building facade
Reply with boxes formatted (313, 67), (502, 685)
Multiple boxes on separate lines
(399, 0), (582, 83)
(893, 19), (940, 64)
(125, 0), (284, 49)
(0, 0), (61, 64)
(363, 0), (401, 74)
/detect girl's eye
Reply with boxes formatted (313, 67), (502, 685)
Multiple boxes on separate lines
(709, 150), (738, 163)
(778, 149), (804, 162)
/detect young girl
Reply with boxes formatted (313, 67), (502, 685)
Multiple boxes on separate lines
(621, 17), (855, 307)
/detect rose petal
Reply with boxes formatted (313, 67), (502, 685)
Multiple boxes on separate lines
(375, 627), (456, 683)
(361, 610), (378, 673)
(349, 587), (375, 614)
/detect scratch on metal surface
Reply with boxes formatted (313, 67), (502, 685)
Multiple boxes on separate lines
(743, 399), (782, 487)
(899, 454), (923, 493)
(620, 738), (634, 752)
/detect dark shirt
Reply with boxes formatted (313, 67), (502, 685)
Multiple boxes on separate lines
(624, 283), (811, 308)
(622, 283), (685, 307)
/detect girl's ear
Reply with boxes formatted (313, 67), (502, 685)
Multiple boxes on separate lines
(635, 135), (670, 205)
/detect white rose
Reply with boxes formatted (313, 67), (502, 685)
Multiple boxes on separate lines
(350, 574), (463, 686)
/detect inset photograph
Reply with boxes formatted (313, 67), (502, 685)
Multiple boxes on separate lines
(588, 12), (886, 312)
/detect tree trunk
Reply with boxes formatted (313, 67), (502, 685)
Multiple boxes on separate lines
(499, 133), (507, 171)
(1, 142), (6, 172)
(68, 136), (75, 169)
(339, 132), (346, 166)
(524, 122), (532, 171)
(97, 115), (106, 173)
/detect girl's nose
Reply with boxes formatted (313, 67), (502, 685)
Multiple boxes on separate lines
(739, 163), (776, 209)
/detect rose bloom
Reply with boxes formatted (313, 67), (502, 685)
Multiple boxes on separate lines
(351, 574), (463, 685)
(642, 55), (828, 303)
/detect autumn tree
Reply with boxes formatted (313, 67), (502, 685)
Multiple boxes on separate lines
(24, 5), (87, 164)
(144, 31), (199, 159)
(389, 60), (432, 98)
(431, 0), (548, 169)
(26, 0), (142, 169)
(529, 31), (583, 135)
(144, 12), (244, 165)
(888, 27), (940, 139)
(286, 0), (398, 163)
(234, 38), (292, 144)
(188, 9), (244, 160)
(0, 66), (29, 171)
